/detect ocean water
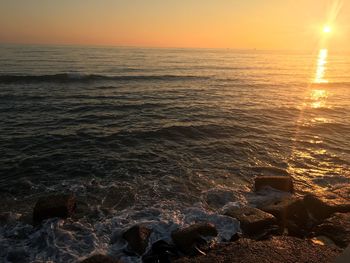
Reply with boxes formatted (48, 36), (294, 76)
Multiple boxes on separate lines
(0, 45), (349, 262)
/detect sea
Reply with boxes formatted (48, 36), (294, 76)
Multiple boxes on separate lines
(0, 45), (349, 262)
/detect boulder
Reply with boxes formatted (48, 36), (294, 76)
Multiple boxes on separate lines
(142, 240), (179, 263)
(224, 207), (277, 237)
(0, 212), (12, 225)
(6, 249), (29, 263)
(80, 254), (120, 263)
(313, 213), (350, 248)
(175, 236), (341, 263)
(33, 194), (76, 224)
(259, 196), (310, 236)
(304, 194), (350, 221)
(123, 224), (152, 255)
(254, 176), (294, 193)
(336, 244), (350, 263)
(171, 223), (218, 255)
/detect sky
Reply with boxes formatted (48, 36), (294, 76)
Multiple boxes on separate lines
(0, 0), (349, 50)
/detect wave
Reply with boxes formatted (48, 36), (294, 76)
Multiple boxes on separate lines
(0, 73), (210, 84)
(312, 81), (350, 88)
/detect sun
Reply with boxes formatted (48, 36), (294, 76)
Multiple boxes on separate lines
(323, 25), (332, 34)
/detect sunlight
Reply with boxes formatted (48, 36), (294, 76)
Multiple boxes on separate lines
(311, 89), (327, 100)
(310, 89), (328, 109)
(314, 48), (328, 84)
(323, 25), (332, 34)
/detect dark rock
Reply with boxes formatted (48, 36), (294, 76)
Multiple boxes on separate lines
(203, 189), (238, 209)
(142, 240), (179, 263)
(259, 196), (310, 236)
(0, 212), (12, 225)
(314, 213), (350, 248)
(123, 224), (152, 255)
(7, 249), (29, 263)
(229, 232), (241, 242)
(33, 194), (76, 224)
(175, 236), (341, 263)
(171, 223), (218, 255)
(336, 244), (350, 263)
(304, 194), (350, 221)
(254, 176), (294, 193)
(224, 207), (277, 237)
(80, 254), (120, 263)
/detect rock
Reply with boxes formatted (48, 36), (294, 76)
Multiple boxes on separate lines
(313, 213), (350, 248)
(142, 240), (179, 263)
(203, 188), (239, 209)
(175, 236), (341, 263)
(171, 223), (218, 255)
(254, 176), (294, 193)
(229, 232), (241, 242)
(304, 194), (350, 221)
(6, 249), (29, 263)
(0, 212), (12, 225)
(336, 244), (350, 263)
(259, 196), (310, 236)
(123, 224), (152, 255)
(33, 194), (76, 224)
(80, 254), (120, 263)
(224, 207), (277, 237)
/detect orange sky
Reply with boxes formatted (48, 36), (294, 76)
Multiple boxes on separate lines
(0, 0), (349, 50)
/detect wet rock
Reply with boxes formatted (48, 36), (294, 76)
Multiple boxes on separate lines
(6, 249), (29, 263)
(80, 254), (120, 263)
(229, 232), (241, 242)
(254, 176), (294, 193)
(304, 193), (350, 221)
(0, 212), (12, 225)
(171, 223), (218, 255)
(313, 213), (350, 248)
(175, 236), (341, 263)
(203, 188), (239, 209)
(142, 240), (179, 263)
(224, 207), (277, 238)
(259, 196), (309, 237)
(336, 244), (350, 263)
(33, 194), (76, 224)
(123, 224), (152, 255)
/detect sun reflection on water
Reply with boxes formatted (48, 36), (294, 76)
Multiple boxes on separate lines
(287, 47), (337, 192)
(314, 48), (328, 84)
(310, 89), (329, 109)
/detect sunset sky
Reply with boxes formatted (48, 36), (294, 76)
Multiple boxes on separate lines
(0, 0), (349, 50)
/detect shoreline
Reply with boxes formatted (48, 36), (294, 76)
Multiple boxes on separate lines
(1, 175), (349, 262)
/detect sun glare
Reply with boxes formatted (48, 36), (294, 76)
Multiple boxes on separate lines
(323, 25), (332, 34)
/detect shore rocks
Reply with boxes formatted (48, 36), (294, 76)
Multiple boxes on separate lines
(313, 213), (350, 248)
(259, 196), (310, 236)
(171, 223), (218, 255)
(175, 236), (341, 263)
(0, 212), (12, 225)
(80, 254), (120, 263)
(224, 207), (277, 238)
(304, 194), (350, 221)
(142, 240), (179, 263)
(123, 224), (152, 255)
(254, 176), (294, 193)
(6, 249), (29, 263)
(33, 194), (76, 224)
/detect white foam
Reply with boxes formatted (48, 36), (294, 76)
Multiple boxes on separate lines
(1, 201), (241, 263)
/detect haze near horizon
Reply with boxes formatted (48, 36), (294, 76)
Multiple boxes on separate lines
(0, 0), (349, 50)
